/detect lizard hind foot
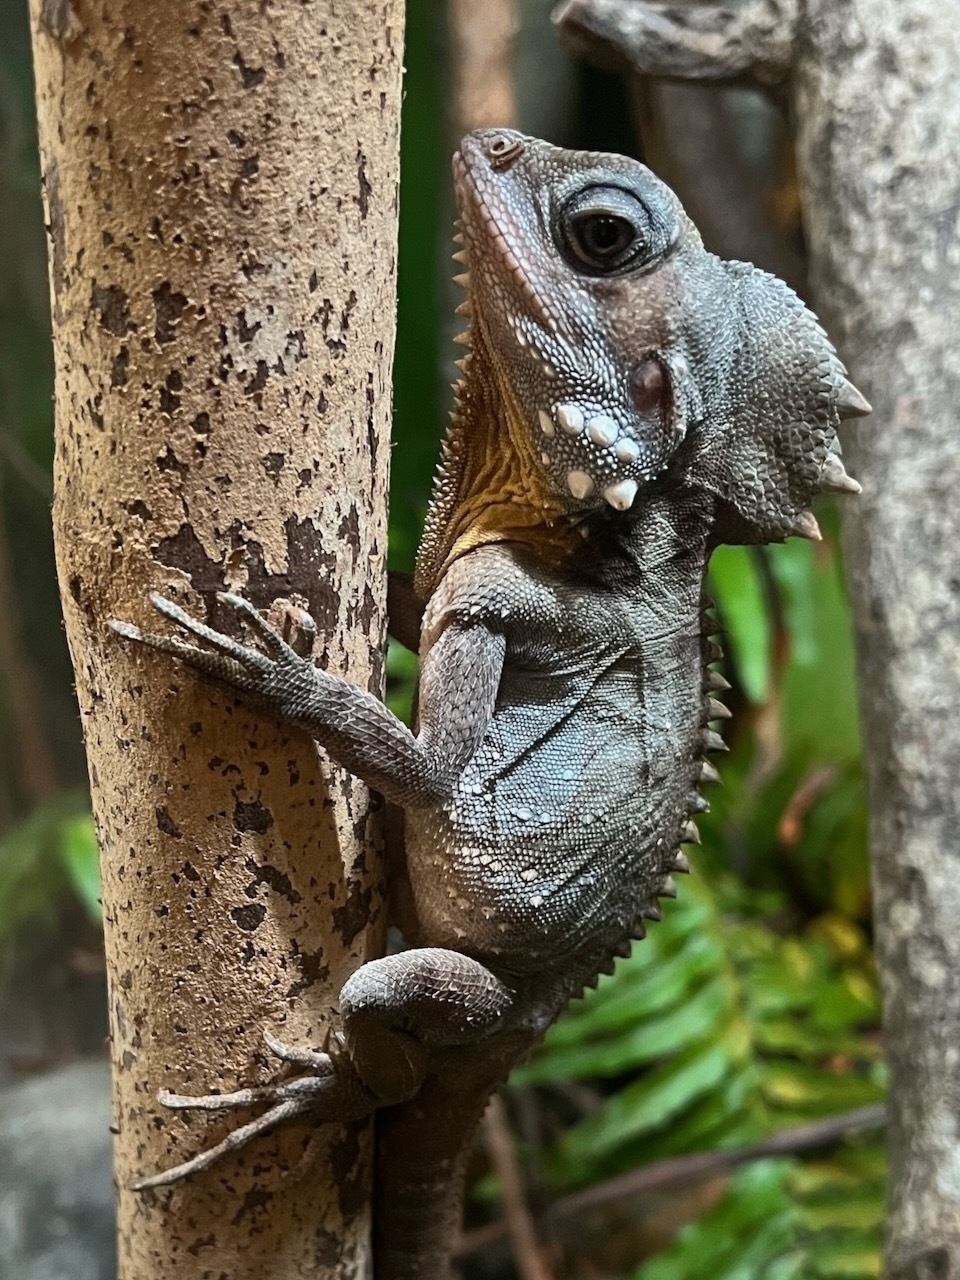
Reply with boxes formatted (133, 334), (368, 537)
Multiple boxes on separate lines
(128, 1033), (370, 1192)
(127, 1093), (320, 1191)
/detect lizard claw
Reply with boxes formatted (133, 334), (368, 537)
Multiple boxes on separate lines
(128, 1039), (348, 1192)
(128, 1094), (320, 1191)
(109, 593), (320, 709)
(147, 592), (278, 670)
(215, 592), (290, 656)
(263, 1029), (333, 1070)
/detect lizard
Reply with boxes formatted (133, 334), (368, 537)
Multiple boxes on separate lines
(112, 128), (869, 1279)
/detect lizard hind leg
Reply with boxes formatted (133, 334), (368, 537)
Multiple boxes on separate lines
(339, 947), (516, 1103)
(128, 949), (515, 1193)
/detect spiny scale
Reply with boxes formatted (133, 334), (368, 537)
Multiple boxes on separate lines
(821, 453), (862, 494)
(837, 378), (871, 418)
(792, 510), (822, 542)
(700, 760), (721, 785)
(705, 697), (732, 720)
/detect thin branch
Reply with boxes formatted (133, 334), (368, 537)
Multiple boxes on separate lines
(458, 1103), (886, 1259)
(481, 1092), (555, 1280)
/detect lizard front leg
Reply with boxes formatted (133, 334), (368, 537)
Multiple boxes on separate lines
(112, 590), (502, 807)
(113, 591), (515, 1193)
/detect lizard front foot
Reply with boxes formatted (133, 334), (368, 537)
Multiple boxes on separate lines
(110, 591), (314, 715)
(128, 1031), (376, 1191)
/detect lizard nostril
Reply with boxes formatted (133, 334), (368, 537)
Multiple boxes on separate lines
(487, 135), (525, 170)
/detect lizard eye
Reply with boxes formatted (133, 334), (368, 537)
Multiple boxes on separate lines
(574, 215), (636, 262)
(558, 186), (666, 276)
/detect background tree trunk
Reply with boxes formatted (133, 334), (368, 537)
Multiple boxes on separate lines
(30, 1), (403, 1276)
(794, 8), (960, 1276)
(555, 1), (960, 1274)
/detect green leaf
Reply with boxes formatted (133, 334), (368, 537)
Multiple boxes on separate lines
(708, 546), (771, 703)
(59, 814), (101, 923)
(775, 537), (861, 762)
(519, 976), (731, 1083)
(559, 1029), (746, 1167)
(761, 1063), (885, 1114)
(807, 1235), (881, 1277)
(798, 1195), (884, 1233)
(635, 1161), (796, 1280)
(0, 791), (95, 951)
(385, 637), (419, 723)
(528, 930), (724, 1052)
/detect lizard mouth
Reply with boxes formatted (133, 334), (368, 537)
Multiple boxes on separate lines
(533, 352), (686, 510)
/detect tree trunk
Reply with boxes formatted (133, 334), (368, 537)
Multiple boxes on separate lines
(794, 9), (960, 1276)
(554, 1), (960, 1274)
(30, 2), (403, 1276)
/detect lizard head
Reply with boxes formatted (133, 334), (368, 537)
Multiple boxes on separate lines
(417, 131), (868, 592)
(451, 129), (699, 516)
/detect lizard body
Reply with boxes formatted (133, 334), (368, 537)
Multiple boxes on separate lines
(115, 130), (868, 1278)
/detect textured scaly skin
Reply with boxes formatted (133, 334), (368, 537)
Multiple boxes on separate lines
(115, 130), (868, 1278)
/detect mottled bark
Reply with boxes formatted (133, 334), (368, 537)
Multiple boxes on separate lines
(628, 80), (807, 294)
(554, 1), (960, 1275)
(30, 2), (402, 1277)
(795, 11), (960, 1277)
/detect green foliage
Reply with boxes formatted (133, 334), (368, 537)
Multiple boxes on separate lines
(516, 874), (882, 1159)
(0, 790), (100, 961)
(386, 636), (419, 722)
(389, 1), (446, 572)
(703, 532), (869, 920)
(510, 877), (884, 1275)
(636, 1154), (884, 1280)
(59, 811), (103, 923)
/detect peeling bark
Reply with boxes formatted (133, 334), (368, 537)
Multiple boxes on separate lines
(555, 2), (960, 1275)
(30, 2), (403, 1276)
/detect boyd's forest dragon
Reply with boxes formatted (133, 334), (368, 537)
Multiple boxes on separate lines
(113, 129), (869, 1279)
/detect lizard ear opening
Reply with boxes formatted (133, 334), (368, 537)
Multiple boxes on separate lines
(682, 264), (866, 545)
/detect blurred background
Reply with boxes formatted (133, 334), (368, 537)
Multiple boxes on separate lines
(0, 1), (883, 1277)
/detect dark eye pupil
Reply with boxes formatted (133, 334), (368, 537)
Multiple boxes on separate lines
(574, 214), (637, 262)
(586, 217), (627, 253)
